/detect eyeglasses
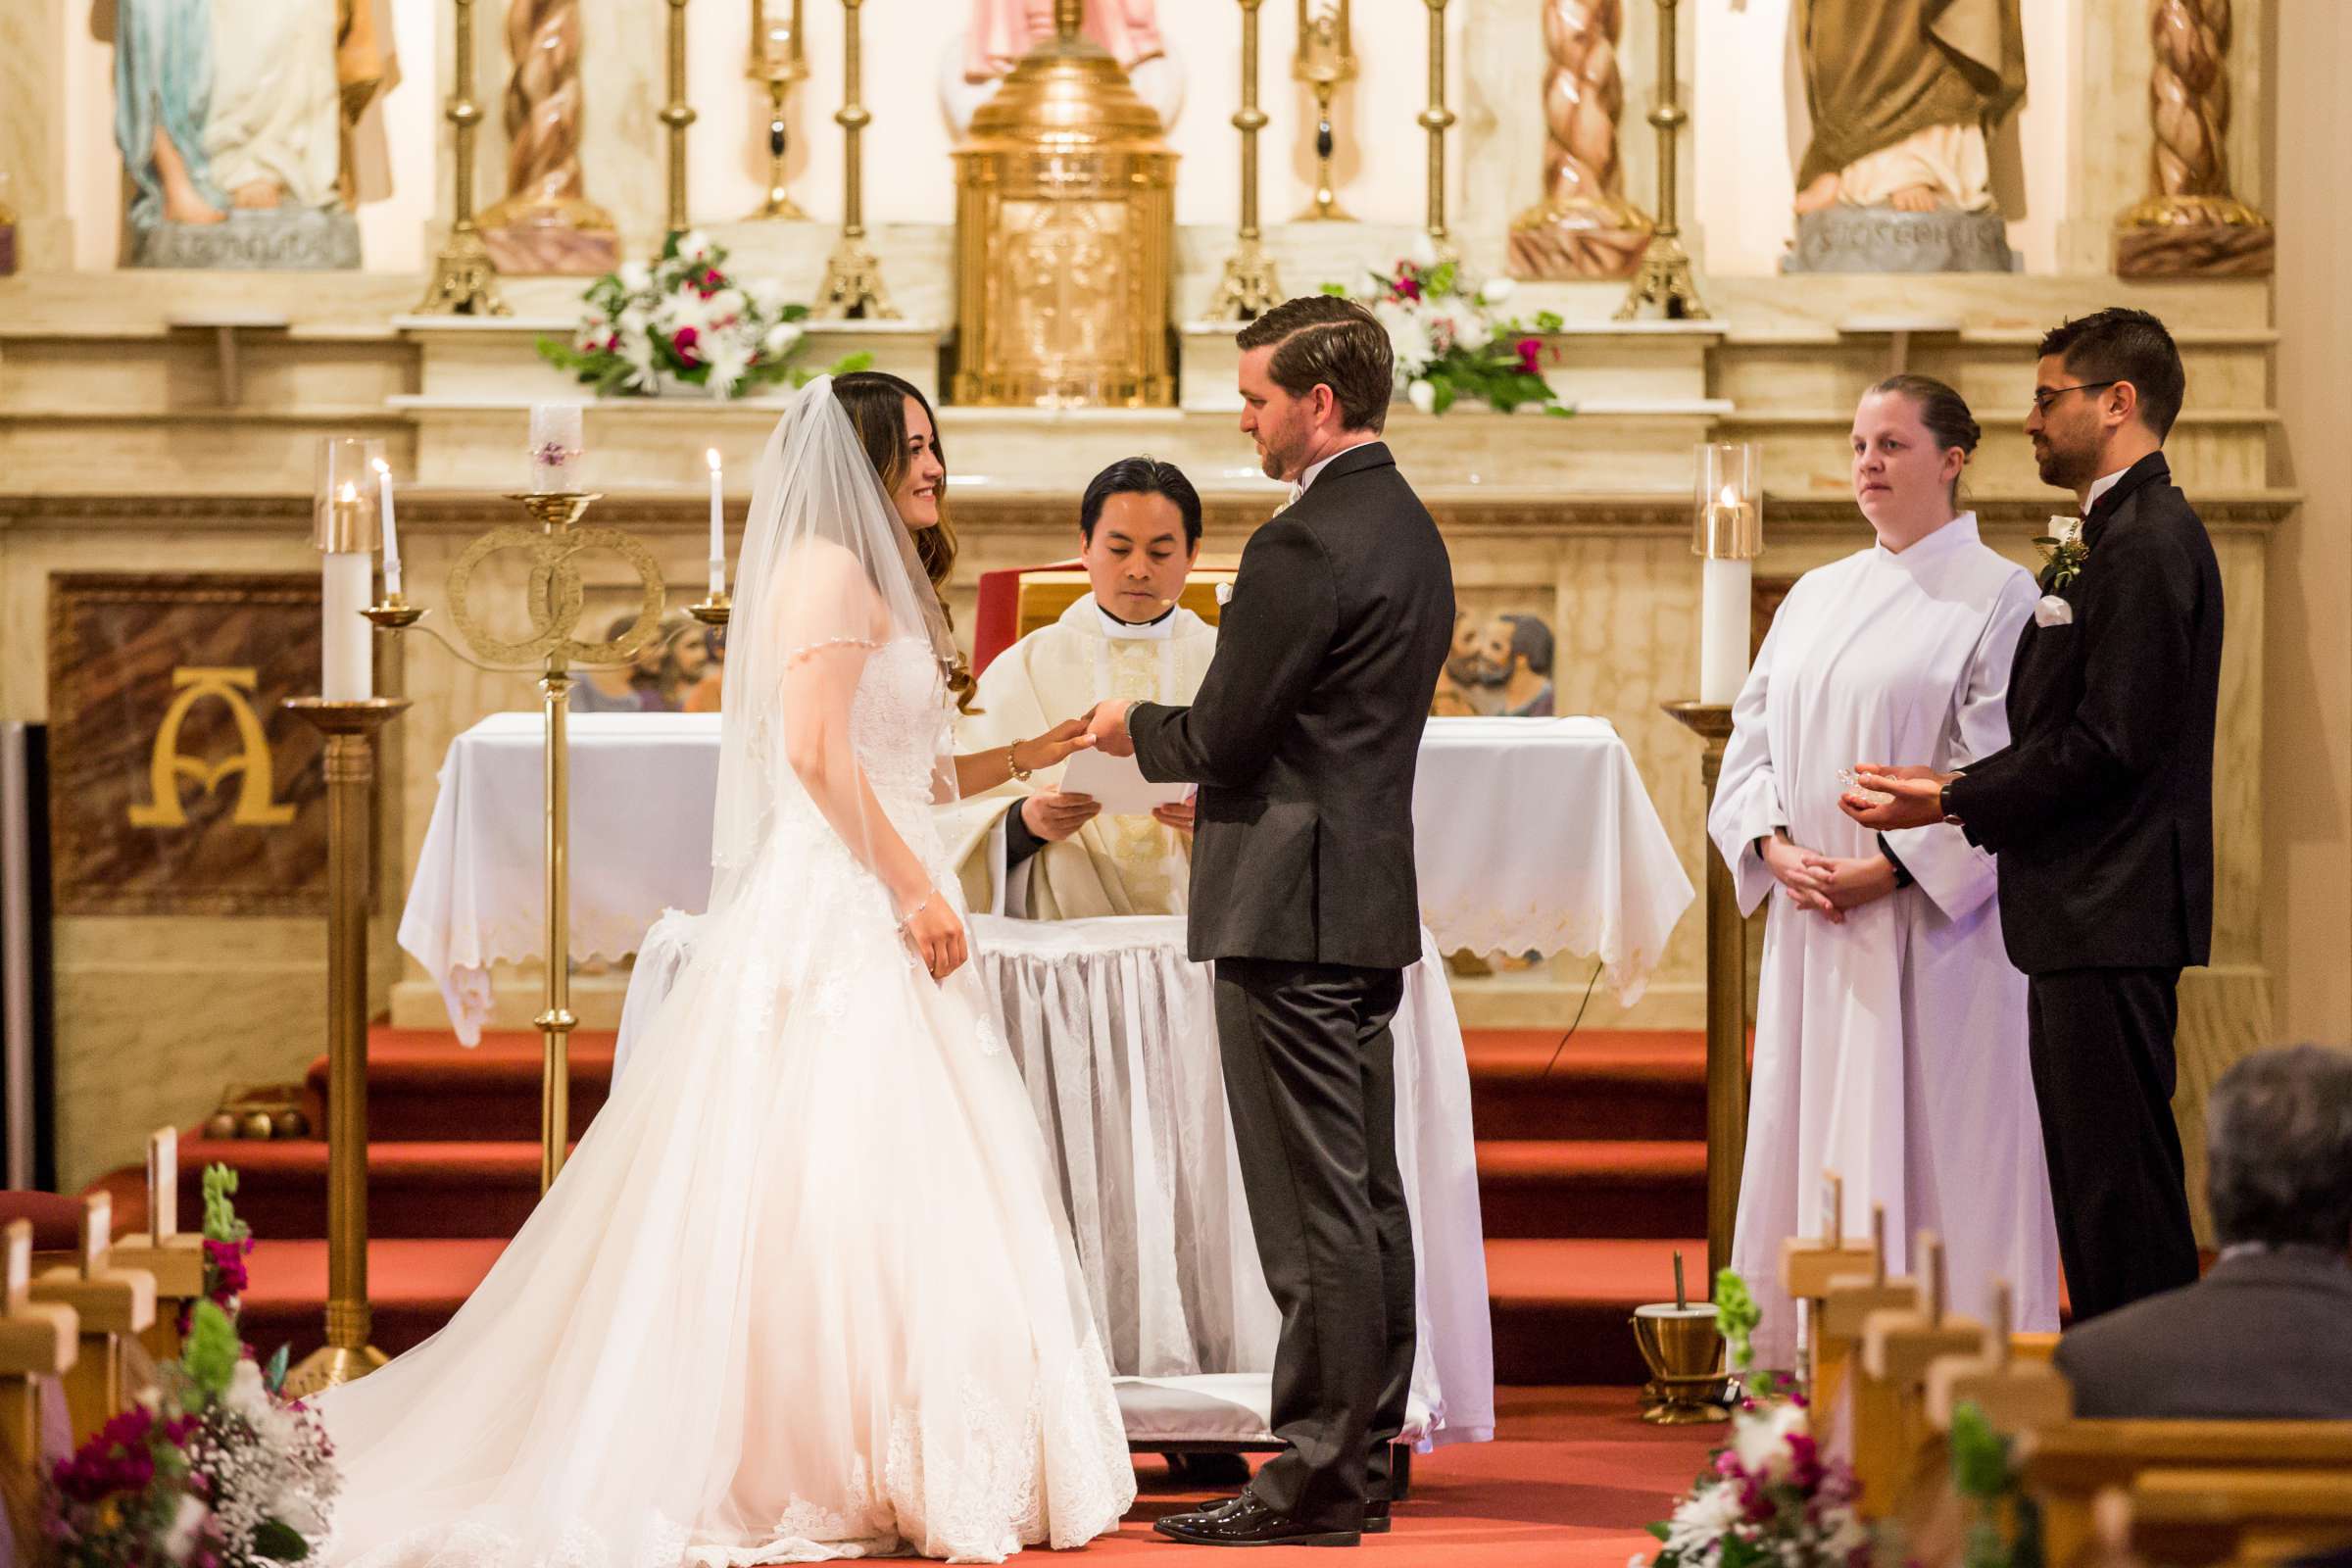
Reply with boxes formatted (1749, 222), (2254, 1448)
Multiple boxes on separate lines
(2032, 379), (2119, 415)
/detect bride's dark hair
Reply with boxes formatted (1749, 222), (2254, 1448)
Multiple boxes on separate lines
(832, 370), (976, 709)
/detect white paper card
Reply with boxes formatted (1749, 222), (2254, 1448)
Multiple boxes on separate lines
(1058, 748), (1194, 816)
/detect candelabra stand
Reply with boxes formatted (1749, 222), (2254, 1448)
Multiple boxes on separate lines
(1661, 701), (1744, 1284)
(1293, 1), (1354, 220)
(418, 0), (510, 316)
(662, 0), (697, 233)
(367, 496), (668, 1193)
(1205, 0), (1284, 320)
(279, 696), (410, 1396)
(1420, 0), (1457, 264)
(1615, 0), (1707, 319)
(746, 0), (810, 220)
(816, 0), (897, 318)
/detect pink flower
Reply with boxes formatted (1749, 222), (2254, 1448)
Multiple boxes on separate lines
(1396, 276), (1422, 302)
(672, 326), (702, 363)
(1516, 337), (1543, 374)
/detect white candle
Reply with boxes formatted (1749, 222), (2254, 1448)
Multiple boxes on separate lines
(322, 478), (375, 701)
(706, 448), (725, 596)
(149, 1127), (177, 1244)
(530, 403), (584, 493)
(1699, 557), (1750, 705)
(372, 459), (403, 598)
(81, 1191), (110, 1280)
(4, 1221), (26, 1314)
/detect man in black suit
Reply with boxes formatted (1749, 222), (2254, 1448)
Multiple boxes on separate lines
(2054, 1044), (2352, 1417)
(1845, 308), (2219, 1321)
(1088, 295), (1454, 1547)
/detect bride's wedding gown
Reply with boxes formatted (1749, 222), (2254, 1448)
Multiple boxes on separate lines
(318, 637), (1137, 1567)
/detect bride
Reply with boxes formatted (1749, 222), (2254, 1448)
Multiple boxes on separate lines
(318, 371), (1137, 1566)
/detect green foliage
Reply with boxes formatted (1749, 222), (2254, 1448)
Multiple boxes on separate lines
(202, 1163), (248, 1245)
(1714, 1269), (1760, 1372)
(182, 1298), (240, 1399)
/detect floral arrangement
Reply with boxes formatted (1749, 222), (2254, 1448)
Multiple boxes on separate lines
(2033, 515), (2088, 591)
(539, 230), (868, 400)
(1325, 249), (1570, 417)
(1636, 1271), (1867, 1568)
(48, 1165), (340, 1568)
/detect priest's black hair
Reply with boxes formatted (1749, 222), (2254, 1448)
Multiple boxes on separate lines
(2040, 308), (2185, 440)
(1079, 457), (1203, 548)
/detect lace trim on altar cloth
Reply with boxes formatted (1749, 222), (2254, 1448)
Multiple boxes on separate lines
(1422, 901), (1669, 1006)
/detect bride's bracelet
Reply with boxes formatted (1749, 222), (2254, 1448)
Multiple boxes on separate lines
(896, 891), (935, 931)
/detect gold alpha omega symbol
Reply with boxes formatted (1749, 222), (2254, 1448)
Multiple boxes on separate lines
(127, 666), (297, 828)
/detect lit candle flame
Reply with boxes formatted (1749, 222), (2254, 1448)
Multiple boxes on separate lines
(338, 481), (358, 503)
(370, 458), (390, 477)
(706, 448), (721, 471)
(1718, 484), (1738, 508)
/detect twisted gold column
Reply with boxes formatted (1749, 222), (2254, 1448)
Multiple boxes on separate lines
(2116, 0), (2272, 275)
(1508, 0), (1651, 279)
(478, 0), (618, 273)
(417, 0), (510, 315)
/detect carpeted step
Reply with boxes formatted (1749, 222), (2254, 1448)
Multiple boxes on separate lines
(1486, 1237), (1708, 1386)
(1464, 1032), (1705, 1143)
(238, 1238), (508, 1362)
(1476, 1142), (1707, 1241)
(304, 1029), (616, 1144)
(145, 1140), (553, 1240)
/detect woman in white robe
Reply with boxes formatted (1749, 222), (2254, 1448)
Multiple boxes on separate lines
(1709, 374), (2060, 1368)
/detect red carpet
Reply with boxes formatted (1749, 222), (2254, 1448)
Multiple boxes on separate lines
(1099, 1387), (1715, 1564)
(96, 1024), (1710, 1385)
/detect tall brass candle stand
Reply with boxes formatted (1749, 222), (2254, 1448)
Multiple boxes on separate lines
(280, 695), (408, 1396)
(1419, 0), (1457, 265)
(662, 0), (697, 233)
(1615, 0), (1706, 319)
(746, 0), (810, 220)
(418, 0), (510, 316)
(1204, 0), (1284, 320)
(368, 496), (669, 1193)
(1661, 702), (1743, 1285)
(1293, 0), (1354, 220)
(816, 0), (897, 318)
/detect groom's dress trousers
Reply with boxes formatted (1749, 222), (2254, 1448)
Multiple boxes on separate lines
(1130, 441), (1454, 1532)
(1944, 452), (2220, 1323)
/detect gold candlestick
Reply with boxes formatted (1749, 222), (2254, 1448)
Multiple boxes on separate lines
(1662, 700), (1745, 1286)
(1293, 0), (1355, 221)
(418, 0), (511, 316)
(1420, 0), (1457, 264)
(1205, 0), (1284, 320)
(1615, 0), (1707, 318)
(278, 696), (409, 1397)
(745, 0), (810, 220)
(662, 0), (697, 233)
(816, 0), (898, 318)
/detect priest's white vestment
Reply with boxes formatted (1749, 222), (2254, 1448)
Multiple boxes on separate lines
(940, 597), (1219, 917)
(1708, 514), (2060, 1368)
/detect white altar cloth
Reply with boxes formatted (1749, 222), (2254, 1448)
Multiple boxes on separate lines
(399, 712), (1691, 1046)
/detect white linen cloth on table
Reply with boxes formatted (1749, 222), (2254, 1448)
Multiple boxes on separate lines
(960, 915), (1493, 1450)
(401, 713), (1692, 1044)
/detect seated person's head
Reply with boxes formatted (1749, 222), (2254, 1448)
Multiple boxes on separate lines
(2205, 1043), (2352, 1254)
(1079, 457), (1201, 624)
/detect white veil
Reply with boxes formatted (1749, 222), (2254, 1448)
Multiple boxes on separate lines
(710, 373), (959, 891)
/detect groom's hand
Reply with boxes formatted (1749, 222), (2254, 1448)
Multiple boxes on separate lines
(1838, 765), (1954, 831)
(1088, 699), (1136, 758)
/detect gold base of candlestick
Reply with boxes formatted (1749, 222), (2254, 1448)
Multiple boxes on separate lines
(416, 226), (510, 318)
(281, 696), (409, 1398)
(817, 233), (899, 319)
(749, 184), (810, 222)
(1615, 230), (1708, 320)
(1663, 700), (1744, 1286)
(1203, 237), (1284, 322)
(688, 593), (733, 627)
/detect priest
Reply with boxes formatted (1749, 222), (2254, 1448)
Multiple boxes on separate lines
(939, 457), (1217, 918)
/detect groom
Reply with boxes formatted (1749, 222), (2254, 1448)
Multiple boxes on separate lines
(1088, 295), (1454, 1547)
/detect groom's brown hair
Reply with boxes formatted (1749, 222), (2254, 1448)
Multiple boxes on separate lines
(1237, 296), (1394, 435)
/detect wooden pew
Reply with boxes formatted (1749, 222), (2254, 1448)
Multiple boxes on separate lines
(0, 1221), (74, 1470)
(1814, 1204), (1916, 1465)
(108, 1129), (207, 1361)
(1779, 1174), (1877, 1406)
(1853, 1234), (1983, 1513)
(1925, 1283), (2073, 1440)
(2121, 1467), (2352, 1567)
(2021, 1422), (2352, 1568)
(28, 1194), (155, 1444)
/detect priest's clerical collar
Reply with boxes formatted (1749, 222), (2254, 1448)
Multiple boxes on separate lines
(1095, 600), (1178, 640)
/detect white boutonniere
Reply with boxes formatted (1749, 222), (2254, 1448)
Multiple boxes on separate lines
(1214, 581), (1233, 606)
(2034, 514), (2089, 591)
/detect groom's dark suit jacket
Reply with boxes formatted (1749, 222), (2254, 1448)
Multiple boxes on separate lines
(1944, 452), (2223, 973)
(1129, 441), (1454, 970)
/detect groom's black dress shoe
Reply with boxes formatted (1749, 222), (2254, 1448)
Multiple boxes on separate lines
(1362, 1496), (1390, 1534)
(1152, 1494), (1361, 1547)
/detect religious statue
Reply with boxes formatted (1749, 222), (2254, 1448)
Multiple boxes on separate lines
(940, 0), (1184, 136)
(1431, 611), (1557, 717)
(112, 0), (388, 269)
(1784, 0), (2026, 272)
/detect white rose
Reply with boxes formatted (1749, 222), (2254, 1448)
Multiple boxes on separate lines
(746, 276), (789, 316)
(678, 228), (713, 263)
(2034, 594), (2074, 627)
(1479, 276), (1516, 305)
(161, 1495), (211, 1565)
(709, 287), (746, 321)
(617, 261), (652, 293)
(1731, 1399), (1810, 1484)
(1453, 312), (1494, 353)
(1407, 378), (1438, 415)
(2049, 514), (2082, 547)
(225, 1357), (270, 1420)
(762, 320), (805, 356)
(1407, 231), (1440, 269)
(1214, 581), (1233, 606)
(617, 305), (650, 338)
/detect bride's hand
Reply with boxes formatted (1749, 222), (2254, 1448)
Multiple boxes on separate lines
(899, 891), (968, 982)
(1016, 718), (1098, 775)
